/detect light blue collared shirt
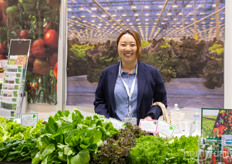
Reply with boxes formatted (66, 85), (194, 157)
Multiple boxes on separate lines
(114, 62), (138, 121)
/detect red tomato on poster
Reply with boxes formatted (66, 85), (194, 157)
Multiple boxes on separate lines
(44, 30), (58, 49)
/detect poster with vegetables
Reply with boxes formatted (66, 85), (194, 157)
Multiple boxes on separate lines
(0, 0), (60, 104)
(212, 110), (232, 137)
(202, 108), (232, 138)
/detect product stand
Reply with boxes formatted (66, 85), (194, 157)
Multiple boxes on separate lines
(0, 39), (31, 119)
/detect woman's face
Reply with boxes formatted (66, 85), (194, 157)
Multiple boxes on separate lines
(118, 33), (137, 64)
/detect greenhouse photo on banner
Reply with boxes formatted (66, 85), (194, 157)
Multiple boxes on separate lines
(66, 0), (225, 109)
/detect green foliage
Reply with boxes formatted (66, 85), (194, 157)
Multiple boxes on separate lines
(70, 44), (94, 61)
(32, 110), (119, 164)
(0, 116), (44, 142)
(23, 119), (45, 140)
(86, 44), (118, 82)
(209, 44), (224, 55)
(19, 0), (50, 14)
(0, 117), (44, 162)
(0, 139), (38, 162)
(203, 43), (224, 89)
(0, 111), (201, 163)
(0, 110), (119, 163)
(0, 27), (7, 43)
(129, 135), (199, 164)
(160, 40), (171, 49)
(0, 117), (24, 142)
(202, 116), (217, 137)
(99, 53), (114, 63)
(141, 40), (150, 48)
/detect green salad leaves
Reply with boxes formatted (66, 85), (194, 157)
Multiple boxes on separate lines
(0, 117), (44, 162)
(129, 135), (199, 164)
(0, 116), (44, 142)
(0, 139), (38, 162)
(32, 110), (119, 164)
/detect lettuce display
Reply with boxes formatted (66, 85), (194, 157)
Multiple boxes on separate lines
(0, 110), (200, 163)
(129, 135), (198, 164)
(0, 110), (119, 163)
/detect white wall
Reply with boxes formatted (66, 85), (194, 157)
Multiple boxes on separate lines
(224, 0), (232, 108)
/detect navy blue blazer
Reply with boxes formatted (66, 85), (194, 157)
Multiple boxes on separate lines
(94, 61), (167, 124)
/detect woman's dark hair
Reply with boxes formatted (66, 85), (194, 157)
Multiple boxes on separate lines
(117, 30), (141, 60)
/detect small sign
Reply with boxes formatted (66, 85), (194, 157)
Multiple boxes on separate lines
(139, 119), (158, 133)
(225, 139), (232, 145)
(205, 138), (218, 143)
(157, 120), (176, 138)
(122, 117), (137, 126)
(21, 113), (38, 126)
(222, 135), (232, 146)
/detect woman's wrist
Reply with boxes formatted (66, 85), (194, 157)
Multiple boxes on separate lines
(148, 113), (155, 119)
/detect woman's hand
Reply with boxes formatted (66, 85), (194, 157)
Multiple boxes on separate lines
(144, 116), (153, 120)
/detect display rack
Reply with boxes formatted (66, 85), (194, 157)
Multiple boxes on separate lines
(0, 39), (31, 119)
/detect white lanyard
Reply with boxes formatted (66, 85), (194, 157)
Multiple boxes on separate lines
(119, 64), (138, 117)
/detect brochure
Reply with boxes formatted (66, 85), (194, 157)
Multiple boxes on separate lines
(4, 65), (23, 72)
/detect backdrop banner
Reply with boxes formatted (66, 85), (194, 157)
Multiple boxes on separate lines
(66, 0), (225, 109)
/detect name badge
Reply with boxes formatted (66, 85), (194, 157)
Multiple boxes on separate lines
(122, 117), (137, 126)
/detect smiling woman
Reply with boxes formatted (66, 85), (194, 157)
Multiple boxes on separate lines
(94, 30), (167, 125)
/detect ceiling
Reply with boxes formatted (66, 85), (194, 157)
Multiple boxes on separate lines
(67, 0), (225, 43)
